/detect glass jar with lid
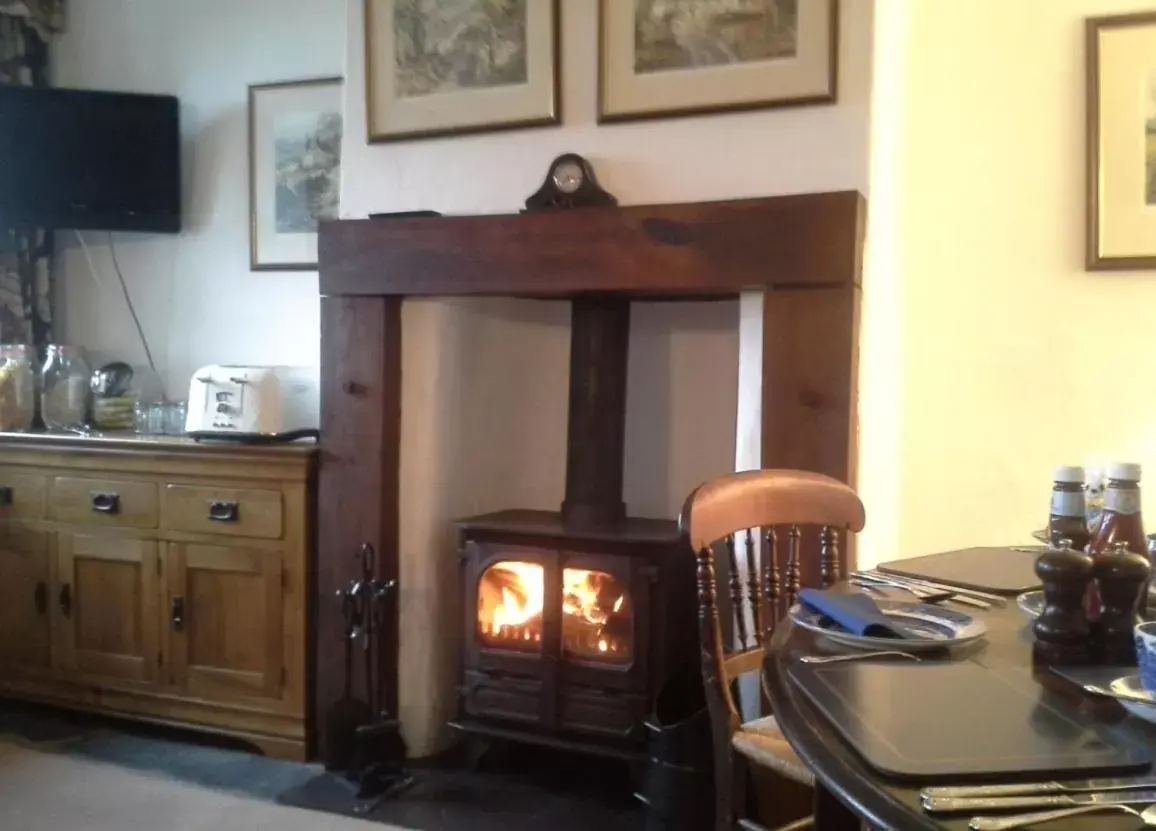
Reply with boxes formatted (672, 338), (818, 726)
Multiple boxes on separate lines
(0, 344), (36, 432)
(41, 345), (91, 431)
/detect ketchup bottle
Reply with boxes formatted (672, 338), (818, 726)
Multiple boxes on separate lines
(1090, 463), (1146, 557)
(1086, 463), (1146, 619)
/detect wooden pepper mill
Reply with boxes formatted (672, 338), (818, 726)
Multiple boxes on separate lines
(1033, 539), (1094, 665)
(1092, 540), (1151, 664)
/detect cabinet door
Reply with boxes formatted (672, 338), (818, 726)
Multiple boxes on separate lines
(0, 527), (50, 671)
(55, 533), (159, 684)
(166, 543), (284, 702)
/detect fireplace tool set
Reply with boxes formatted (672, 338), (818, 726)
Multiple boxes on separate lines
(325, 542), (411, 805)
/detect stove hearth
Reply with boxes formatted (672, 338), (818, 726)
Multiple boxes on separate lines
(452, 509), (696, 760)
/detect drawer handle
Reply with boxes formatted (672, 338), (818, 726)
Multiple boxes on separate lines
(0, 486), (12, 507)
(208, 500), (239, 523)
(59, 583), (72, 618)
(34, 581), (46, 615)
(171, 596), (185, 632)
(91, 492), (120, 515)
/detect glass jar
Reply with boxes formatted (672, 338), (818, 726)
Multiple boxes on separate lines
(40, 345), (91, 431)
(0, 344), (36, 432)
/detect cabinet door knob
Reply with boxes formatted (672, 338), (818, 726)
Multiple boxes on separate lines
(171, 596), (185, 632)
(59, 583), (72, 618)
(207, 500), (239, 523)
(33, 581), (46, 615)
(91, 492), (120, 515)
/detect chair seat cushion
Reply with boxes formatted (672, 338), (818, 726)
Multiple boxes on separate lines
(734, 715), (814, 786)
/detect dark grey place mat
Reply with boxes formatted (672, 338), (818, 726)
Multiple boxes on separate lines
(879, 547), (1042, 595)
(788, 661), (1151, 782)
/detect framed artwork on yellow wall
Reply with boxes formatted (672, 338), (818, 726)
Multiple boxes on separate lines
(1086, 12), (1156, 270)
(364, 0), (560, 142)
(598, 0), (838, 124)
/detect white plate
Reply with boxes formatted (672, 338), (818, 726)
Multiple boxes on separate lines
(1111, 676), (1156, 724)
(1017, 590), (1043, 619)
(787, 600), (987, 653)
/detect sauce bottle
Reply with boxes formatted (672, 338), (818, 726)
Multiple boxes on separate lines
(1048, 466), (1090, 552)
(1090, 463), (1146, 557)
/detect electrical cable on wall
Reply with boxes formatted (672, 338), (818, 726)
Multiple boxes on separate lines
(74, 230), (164, 398)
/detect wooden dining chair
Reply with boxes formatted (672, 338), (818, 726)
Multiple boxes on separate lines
(679, 469), (867, 831)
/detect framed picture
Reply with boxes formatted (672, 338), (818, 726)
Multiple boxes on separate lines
(364, 0), (560, 142)
(599, 0), (837, 124)
(248, 77), (343, 271)
(1086, 12), (1156, 270)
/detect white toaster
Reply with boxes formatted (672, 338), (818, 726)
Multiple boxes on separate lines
(185, 365), (319, 440)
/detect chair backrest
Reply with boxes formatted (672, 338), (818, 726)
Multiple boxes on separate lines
(679, 469), (866, 730)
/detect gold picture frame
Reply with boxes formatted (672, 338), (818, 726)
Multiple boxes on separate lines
(598, 0), (838, 124)
(364, 0), (560, 143)
(248, 77), (343, 272)
(1086, 12), (1156, 270)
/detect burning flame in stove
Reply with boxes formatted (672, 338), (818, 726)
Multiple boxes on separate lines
(489, 561), (544, 634)
(479, 561), (629, 656)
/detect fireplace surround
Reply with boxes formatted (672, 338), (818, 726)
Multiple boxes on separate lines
(315, 187), (866, 760)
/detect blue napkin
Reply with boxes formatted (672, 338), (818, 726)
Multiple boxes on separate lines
(798, 588), (917, 639)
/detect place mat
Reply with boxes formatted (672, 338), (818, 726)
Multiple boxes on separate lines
(787, 662), (1151, 781)
(878, 546), (1042, 595)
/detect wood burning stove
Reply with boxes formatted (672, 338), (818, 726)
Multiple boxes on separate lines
(452, 510), (695, 759)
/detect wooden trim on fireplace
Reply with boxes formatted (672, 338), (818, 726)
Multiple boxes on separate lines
(319, 191), (863, 298)
(317, 296), (402, 755)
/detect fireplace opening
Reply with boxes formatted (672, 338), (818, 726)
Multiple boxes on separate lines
(476, 560), (633, 662)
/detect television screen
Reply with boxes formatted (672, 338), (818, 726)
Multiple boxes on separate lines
(0, 86), (180, 233)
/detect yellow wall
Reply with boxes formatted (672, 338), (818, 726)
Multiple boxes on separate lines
(866, 0), (1156, 564)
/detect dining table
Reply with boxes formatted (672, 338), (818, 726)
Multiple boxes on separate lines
(763, 580), (1156, 830)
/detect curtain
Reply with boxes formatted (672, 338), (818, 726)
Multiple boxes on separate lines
(0, 0), (63, 347)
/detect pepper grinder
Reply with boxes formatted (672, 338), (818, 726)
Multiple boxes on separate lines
(1033, 539), (1094, 665)
(1092, 540), (1151, 664)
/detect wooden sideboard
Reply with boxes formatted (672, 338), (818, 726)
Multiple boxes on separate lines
(0, 433), (316, 759)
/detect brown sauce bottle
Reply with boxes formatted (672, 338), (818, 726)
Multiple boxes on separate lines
(1048, 466), (1090, 552)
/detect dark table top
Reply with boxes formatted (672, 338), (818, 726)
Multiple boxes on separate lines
(763, 585), (1156, 830)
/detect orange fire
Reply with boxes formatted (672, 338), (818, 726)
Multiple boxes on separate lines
(478, 561), (629, 657)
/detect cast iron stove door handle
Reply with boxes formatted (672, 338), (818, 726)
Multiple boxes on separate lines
(171, 596), (185, 632)
(59, 583), (72, 618)
(207, 500), (238, 523)
(91, 492), (120, 515)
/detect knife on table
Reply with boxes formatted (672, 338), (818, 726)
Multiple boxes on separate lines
(922, 779), (1156, 799)
(922, 790), (1156, 814)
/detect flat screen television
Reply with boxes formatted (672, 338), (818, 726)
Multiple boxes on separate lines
(0, 86), (180, 233)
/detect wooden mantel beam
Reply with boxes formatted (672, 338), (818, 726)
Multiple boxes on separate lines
(320, 191), (864, 298)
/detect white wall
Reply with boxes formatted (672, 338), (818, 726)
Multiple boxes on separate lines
(52, 0), (345, 395)
(869, 0), (1156, 563)
(338, 0), (874, 754)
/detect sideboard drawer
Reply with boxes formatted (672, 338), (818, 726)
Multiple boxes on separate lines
(0, 468), (46, 520)
(163, 484), (283, 540)
(51, 477), (158, 528)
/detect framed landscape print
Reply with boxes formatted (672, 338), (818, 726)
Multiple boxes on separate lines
(249, 77), (343, 271)
(1087, 12), (1156, 270)
(364, 0), (560, 142)
(599, 0), (837, 123)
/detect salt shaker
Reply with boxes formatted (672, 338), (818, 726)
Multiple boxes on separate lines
(1033, 539), (1094, 665)
(1092, 540), (1151, 664)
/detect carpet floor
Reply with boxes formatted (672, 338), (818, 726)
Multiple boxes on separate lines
(0, 703), (644, 831)
(0, 737), (390, 831)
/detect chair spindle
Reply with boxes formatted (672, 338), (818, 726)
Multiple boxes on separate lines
(745, 529), (763, 646)
(786, 525), (802, 609)
(762, 528), (779, 640)
(725, 535), (749, 649)
(820, 525), (841, 587)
